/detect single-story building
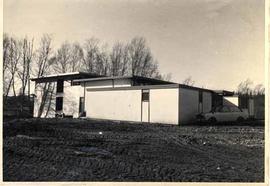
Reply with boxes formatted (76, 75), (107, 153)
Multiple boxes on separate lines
(31, 72), (236, 125)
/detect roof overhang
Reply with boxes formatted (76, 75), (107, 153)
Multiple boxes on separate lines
(179, 84), (214, 93)
(86, 84), (180, 92)
(73, 75), (175, 85)
(213, 90), (235, 96)
(30, 72), (105, 83)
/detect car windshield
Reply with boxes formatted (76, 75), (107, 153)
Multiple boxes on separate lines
(212, 106), (222, 112)
(211, 106), (233, 112)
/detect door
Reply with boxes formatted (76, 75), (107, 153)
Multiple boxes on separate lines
(56, 97), (63, 111)
(79, 97), (85, 116)
(141, 89), (150, 122)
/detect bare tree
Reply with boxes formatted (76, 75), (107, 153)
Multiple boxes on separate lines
(162, 73), (172, 81)
(82, 37), (100, 73)
(4, 37), (22, 98)
(237, 79), (253, 95)
(70, 43), (84, 72)
(182, 76), (195, 86)
(34, 34), (53, 79)
(17, 37), (34, 97)
(95, 44), (110, 75)
(128, 37), (147, 76)
(126, 36), (162, 78)
(110, 42), (130, 76)
(33, 34), (55, 117)
(120, 44), (130, 76)
(253, 84), (265, 95)
(53, 41), (72, 73)
(110, 42), (122, 76)
(3, 34), (11, 96)
(3, 34), (10, 74)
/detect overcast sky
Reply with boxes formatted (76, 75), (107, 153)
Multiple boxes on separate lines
(4, 0), (265, 90)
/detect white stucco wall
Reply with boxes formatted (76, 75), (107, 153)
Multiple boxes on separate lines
(179, 88), (199, 124)
(62, 81), (84, 117)
(149, 88), (179, 125)
(85, 79), (132, 89)
(85, 90), (142, 122)
(114, 79), (132, 87)
(85, 87), (179, 125)
(203, 92), (212, 112)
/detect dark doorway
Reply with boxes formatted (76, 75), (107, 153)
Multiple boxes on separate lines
(79, 97), (85, 113)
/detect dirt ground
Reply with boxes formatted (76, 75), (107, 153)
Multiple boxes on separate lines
(3, 118), (264, 182)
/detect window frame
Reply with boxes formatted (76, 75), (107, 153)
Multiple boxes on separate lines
(56, 79), (64, 93)
(71, 80), (81, 86)
(142, 89), (150, 102)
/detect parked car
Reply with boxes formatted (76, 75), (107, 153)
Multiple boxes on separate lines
(196, 105), (249, 123)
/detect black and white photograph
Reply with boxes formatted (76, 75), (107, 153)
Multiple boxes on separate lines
(2, 0), (267, 183)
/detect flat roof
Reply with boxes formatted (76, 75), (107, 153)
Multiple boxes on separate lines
(179, 84), (214, 93)
(73, 75), (175, 85)
(86, 84), (180, 92)
(75, 75), (234, 94)
(212, 90), (235, 96)
(86, 84), (235, 95)
(31, 72), (234, 95)
(30, 72), (105, 83)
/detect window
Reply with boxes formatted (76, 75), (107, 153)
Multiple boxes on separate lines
(142, 89), (149, 102)
(221, 106), (230, 112)
(230, 106), (241, 112)
(71, 81), (80, 86)
(57, 80), (64, 93)
(79, 97), (85, 113)
(55, 97), (63, 111)
(199, 91), (203, 103)
(214, 106), (222, 112)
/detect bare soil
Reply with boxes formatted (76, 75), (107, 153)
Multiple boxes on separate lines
(3, 118), (264, 182)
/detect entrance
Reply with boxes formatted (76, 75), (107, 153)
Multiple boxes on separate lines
(141, 89), (150, 122)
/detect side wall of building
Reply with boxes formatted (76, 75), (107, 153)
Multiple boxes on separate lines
(179, 88), (212, 124)
(85, 87), (179, 124)
(62, 81), (84, 117)
(203, 92), (212, 112)
(179, 88), (199, 124)
(33, 81), (84, 118)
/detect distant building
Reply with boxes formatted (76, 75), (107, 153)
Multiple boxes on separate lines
(31, 72), (237, 124)
(238, 95), (265, 120)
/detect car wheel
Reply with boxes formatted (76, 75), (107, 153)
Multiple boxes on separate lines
(208, 117), (217, 124)
(237, 116), (244, 122)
